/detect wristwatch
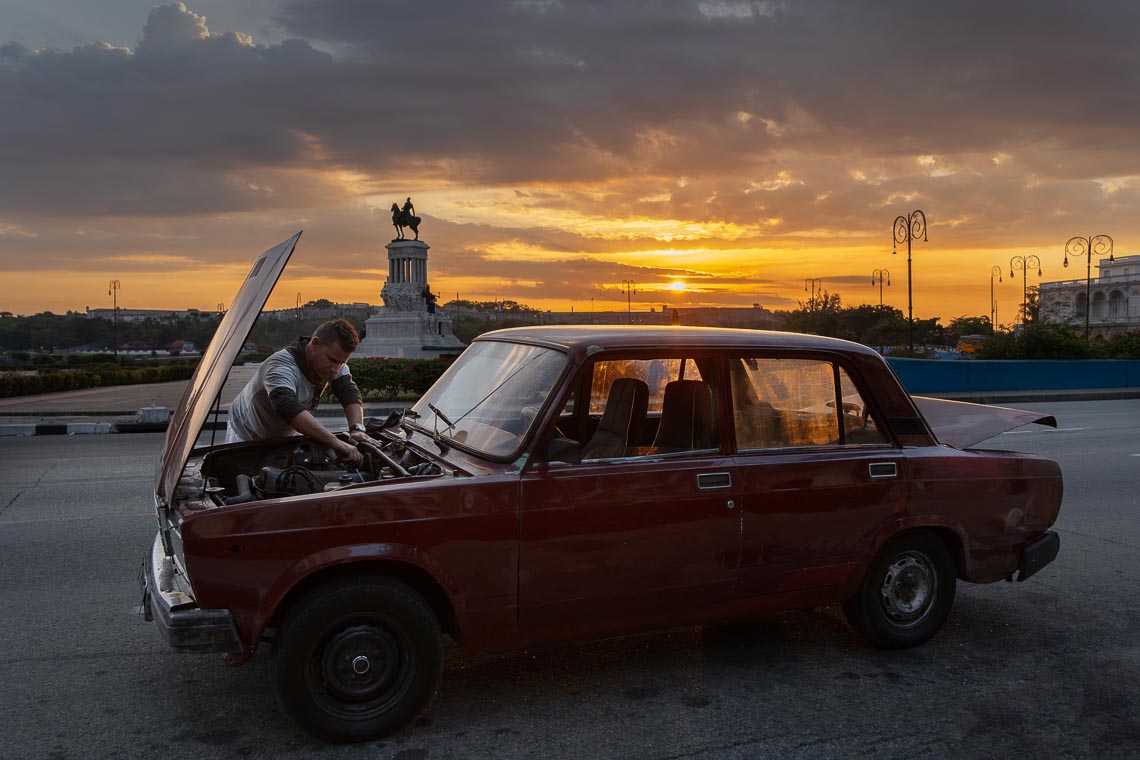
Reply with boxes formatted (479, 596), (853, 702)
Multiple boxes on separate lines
(349, 423), (367, 433)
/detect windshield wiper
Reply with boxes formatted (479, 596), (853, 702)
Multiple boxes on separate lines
(428, 403), (455, 432)
(426, 403), (455, 454)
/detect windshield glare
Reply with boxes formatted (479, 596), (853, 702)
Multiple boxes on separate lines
(411, 340), (567, 457)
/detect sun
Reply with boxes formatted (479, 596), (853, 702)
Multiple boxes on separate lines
(667, 280), (687, 292)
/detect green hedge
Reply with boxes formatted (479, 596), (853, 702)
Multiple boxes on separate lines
(0, 357), (453, 400)
(0, 363), (197, 398)
(347, 357), (453, 399)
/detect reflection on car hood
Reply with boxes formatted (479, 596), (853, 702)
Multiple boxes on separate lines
(911, 396), (1057, 449)
(155, 232), (302, 501)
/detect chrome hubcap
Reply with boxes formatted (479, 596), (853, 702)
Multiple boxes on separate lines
(880, 551), (935, 626)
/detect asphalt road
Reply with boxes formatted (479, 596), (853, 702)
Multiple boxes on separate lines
(0, 399), (1137, 759)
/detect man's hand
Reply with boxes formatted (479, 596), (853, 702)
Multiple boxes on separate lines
(333, 438), (364, 467)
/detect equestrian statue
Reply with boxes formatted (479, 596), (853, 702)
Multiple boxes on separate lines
(391, 197), (421, 241)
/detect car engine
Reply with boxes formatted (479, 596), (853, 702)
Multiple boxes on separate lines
(176, 430), (445, 509)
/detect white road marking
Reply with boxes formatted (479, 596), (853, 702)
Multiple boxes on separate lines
(1000, 427), (1089, 434)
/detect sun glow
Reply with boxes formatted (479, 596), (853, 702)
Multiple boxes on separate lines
(667, 280), (687, 292)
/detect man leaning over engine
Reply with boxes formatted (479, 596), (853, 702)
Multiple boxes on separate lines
(226, 318), (369, 466)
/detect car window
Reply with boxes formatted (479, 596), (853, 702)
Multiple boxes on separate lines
(589, 358), (703, 414)
(565, 357), (717, 460)
(730, 357), (888, 450)
(837, 367), (890, 444)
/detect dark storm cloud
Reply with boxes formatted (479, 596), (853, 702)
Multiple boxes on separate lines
(2, 0), (1137, 221)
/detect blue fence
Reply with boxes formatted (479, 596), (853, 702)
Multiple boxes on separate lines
(885, 358), (1140, 393)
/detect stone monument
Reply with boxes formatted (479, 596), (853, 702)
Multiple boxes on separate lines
(355, 203), (465, 358)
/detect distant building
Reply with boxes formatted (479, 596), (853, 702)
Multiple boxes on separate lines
(85, 307), (221, 322)
(527, 305), (779, 329)
(1039, 254), (1140, 338)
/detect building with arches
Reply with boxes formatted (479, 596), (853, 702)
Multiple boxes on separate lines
(1039, 254), (1140, 338)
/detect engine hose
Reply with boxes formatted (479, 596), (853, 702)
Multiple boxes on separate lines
(224, 474), (257, 505)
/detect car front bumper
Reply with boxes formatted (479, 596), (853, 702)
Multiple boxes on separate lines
(1017, 530), (1060, 582)
(140, 533), (242, 653)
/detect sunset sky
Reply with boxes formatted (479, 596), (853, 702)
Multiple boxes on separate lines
(2, 1), (1137, 324)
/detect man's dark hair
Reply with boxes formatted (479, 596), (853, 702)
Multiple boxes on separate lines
(313, 318), (359, 352)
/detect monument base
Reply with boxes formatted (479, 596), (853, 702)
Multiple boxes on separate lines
(355, 308), (464, 359)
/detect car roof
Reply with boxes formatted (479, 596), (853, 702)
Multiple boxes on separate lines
(476, 325), (880, 356)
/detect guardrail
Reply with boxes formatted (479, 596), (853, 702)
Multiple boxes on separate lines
(886, 358), (1140, 393)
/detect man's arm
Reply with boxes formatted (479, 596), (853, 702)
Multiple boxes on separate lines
(330, 373), (370, 446)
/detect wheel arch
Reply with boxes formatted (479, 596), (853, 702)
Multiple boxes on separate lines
(264, 558), (464, 645)
(919, 525), (967, 580)
(844, 523), (968, 599)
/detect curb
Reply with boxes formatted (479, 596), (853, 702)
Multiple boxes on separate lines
(925, 389), (1140, 404)
(0, 406), (405, 437)
(1, 422), (117, 437)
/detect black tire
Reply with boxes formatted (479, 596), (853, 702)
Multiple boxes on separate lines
(272, 577), (443, 742)
(842, 531), (956, 649)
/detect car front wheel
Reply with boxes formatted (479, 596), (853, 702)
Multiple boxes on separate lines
(842, 531), (956, 648)
(272, 577), (443, 742)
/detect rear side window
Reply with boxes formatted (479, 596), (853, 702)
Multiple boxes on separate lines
(731, 357), (888, 450)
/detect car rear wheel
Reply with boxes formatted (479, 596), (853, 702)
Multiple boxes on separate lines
(272, 577), (443, 742)
(842, 531), (956, 648)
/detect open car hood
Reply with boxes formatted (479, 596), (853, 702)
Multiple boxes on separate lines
(155, 232), (302, 501)
(911, 396), (1057, 450)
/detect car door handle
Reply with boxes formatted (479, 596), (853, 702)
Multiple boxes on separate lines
(868, 462), (898, 479)
(697, 472), (732, 490)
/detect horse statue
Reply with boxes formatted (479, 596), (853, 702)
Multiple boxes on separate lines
(391, 198), (421, 241)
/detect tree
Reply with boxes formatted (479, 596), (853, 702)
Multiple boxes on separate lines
(1016, 286), (1040, 326)
(947, 316), (993, 342)
(975, 323), (1090, 360)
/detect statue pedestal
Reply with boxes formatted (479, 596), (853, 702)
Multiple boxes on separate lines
(353, 239), (465, 359)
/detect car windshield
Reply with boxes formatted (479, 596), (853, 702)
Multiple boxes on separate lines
(410, 340), (568, 458)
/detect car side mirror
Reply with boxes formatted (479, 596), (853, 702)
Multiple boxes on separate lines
(544, 437), (581, 465)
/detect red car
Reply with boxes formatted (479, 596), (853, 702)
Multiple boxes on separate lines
(142, 234), (1063, 742)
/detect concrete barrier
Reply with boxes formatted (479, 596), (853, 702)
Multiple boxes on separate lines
(67, 423), (116, 435)
(886, 358), (1140, 394)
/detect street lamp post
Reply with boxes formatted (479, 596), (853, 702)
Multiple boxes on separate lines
(804, 278), (822, 332)
(990, 266), (1002, 332)
(107, 279), (121, 361)
(1009, 255), (1042, 334)
(871, 269), (890, 308)
(892, 209), (928, 355)
(621, 280), (636, 324)
(1063, 234), (1114, 342)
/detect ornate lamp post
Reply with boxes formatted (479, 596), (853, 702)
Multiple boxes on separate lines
(804, 278), (822, 331)
(1063, 234), (1113, 342)
(871, 269), (890, 308)
(990, 266), (1002, 331)
(892, 209), (928, 355)
(621, 280), (636, 324)
(1009, 255), (1042, 334)
(107, 279), (121, 360)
